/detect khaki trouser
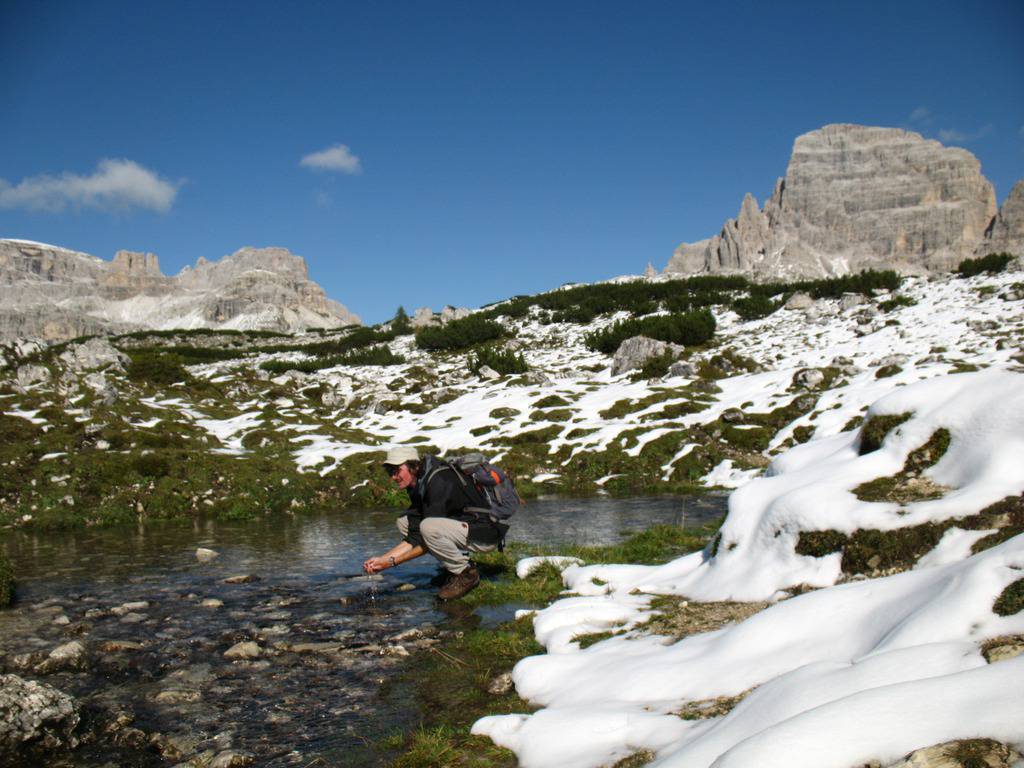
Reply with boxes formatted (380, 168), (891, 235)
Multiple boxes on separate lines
(397, 516), (495, 574)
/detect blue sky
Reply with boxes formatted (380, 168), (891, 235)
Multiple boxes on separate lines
(2, 1), (1022, 324)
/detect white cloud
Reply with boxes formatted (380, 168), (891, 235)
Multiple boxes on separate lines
(937, 124), (993, 144)
(300, 144), (362, 174)
(908, 106), (931, 124)
(0, 158), (181, 213)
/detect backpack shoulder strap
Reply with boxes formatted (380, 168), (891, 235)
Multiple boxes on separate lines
(422, 456), (463, 488)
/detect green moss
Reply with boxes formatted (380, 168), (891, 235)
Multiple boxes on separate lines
(575, 630), (617, 649)
(610, 751), (656, 768)
(488, 407), (520, 419)
(951, 362), (981, 373)
(0, 551), (13, 608)
(469, 425), (494, 437)
(599, 391), (676, 419)
(721, 425), (772, 451)
(970, 494), (1024, 554)
(879, 295), (918, 312)
(875, 364), (902, 378)
(794, 530), (848, 558)
(528, 408), (573, 423)
(792, 425), (814, 444)
(858, 412), (912, 455)
(853, 428), (951, 502)
(797, 517), (978, 575)
(506, 425), (562, 445)
(533, 394), (570, 409)
(993, 578), (1024, 616)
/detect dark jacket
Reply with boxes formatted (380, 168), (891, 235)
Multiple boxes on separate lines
(401, 456), (505, 549)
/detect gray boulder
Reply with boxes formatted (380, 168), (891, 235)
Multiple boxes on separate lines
(83, 372), (118, 405)
(0, 674), (81, 753)
(611, 336), (683, 377)
(667, 360), (699, 378)
(16, 364), (50, 388)
(36, 641), (88, 674)
(793, 369), (825, 389)
(440, 305), (471, 324)
(478, 365), (501, 381)
(839, 293), (865, 311)
(411, 307), (436, 328)
(784, 292), (814, 310)
(57, 337), (128, 372)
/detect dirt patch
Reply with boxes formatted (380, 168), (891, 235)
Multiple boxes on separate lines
(886, 738), (1023, 768)
(980, 634), (1024, 664)
(675, 691), (752, 720)
(642, 597), (770, 640)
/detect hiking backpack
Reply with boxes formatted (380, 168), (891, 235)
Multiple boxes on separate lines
(422, 452), (523, 524)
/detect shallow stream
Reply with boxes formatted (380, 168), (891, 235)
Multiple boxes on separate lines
(0, 495), (725, 766)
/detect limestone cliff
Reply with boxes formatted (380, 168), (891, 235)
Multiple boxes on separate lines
(666, 124), (1022, 278)
(0, 240), (360, 341)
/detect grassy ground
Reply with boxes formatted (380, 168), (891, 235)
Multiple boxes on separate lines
(0, 549), (13, 607)
(380, 520), (721, 767)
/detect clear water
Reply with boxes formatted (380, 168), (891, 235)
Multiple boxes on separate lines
(0, 495), (725, 766)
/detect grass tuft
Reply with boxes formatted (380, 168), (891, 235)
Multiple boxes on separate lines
(993, 577), (1024, 617)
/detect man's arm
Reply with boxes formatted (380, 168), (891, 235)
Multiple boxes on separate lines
(363, 540), (426, 574)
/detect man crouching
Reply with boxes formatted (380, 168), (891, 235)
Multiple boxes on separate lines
(362, 446), (504, 600)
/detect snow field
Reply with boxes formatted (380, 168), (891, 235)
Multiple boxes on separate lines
(472, 371), (1024, 767)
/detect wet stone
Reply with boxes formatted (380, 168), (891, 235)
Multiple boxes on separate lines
(195, 548), (219, 563)
(200, 599), (224, 608)
(154, 689), (202, 704)
(223, 642), (261, 660)
(224, 574), (260, 584)
(100, 640), (144, 653)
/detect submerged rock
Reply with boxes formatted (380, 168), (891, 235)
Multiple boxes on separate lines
(195, 548), (220, 563)
(223, 642), (261, 660)
(0, 674), (81, 754)
(37, 640), (88, 673)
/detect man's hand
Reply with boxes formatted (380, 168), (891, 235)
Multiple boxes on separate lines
(363, 556), (391, 574)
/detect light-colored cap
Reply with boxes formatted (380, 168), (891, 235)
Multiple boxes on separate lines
(384, 446), (419, 465)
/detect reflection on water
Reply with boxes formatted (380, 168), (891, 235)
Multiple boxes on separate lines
(0, 495), (725, 766)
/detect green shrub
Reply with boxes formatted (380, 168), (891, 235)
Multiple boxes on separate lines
(629, 352), (678, 381)
(133, 454), (171, 478)
(468, 346), (528, 376)
(956, 253), (1014, 278)
(415, 315), (508, 352)
(479, 275), (745, 325)
(391, 306), (413, 335)
(585, 309), (716, 354)
(879, 294), (917, 312)
(126, 351), (191, 385)
(126, 345), (249, 365)
(732, 295), (781, 321)
(749, 270), (901, 300)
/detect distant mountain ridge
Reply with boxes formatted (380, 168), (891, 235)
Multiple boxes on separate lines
(0, 240), (360, 341)
(666, 124), (1024, 279)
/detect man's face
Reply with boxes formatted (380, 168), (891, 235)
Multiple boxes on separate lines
(387, 462), (417, 490)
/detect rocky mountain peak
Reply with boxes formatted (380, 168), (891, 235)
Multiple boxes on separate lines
(0, 240), (359, 341)
(666, 124), (1020, 279)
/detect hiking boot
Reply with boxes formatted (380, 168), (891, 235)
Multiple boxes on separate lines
(437, 565), (480, 600)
